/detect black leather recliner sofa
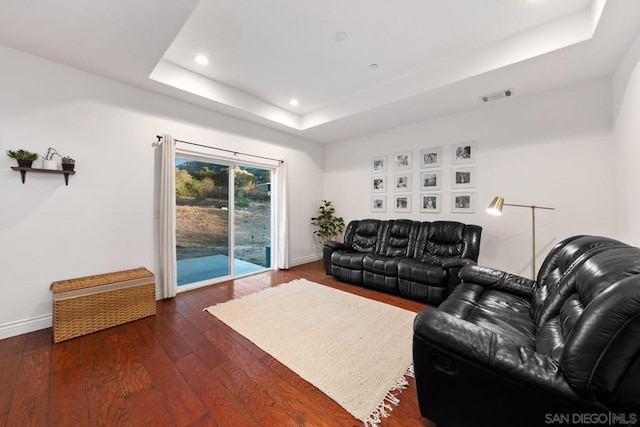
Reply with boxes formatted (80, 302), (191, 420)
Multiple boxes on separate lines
(322, 219), (482, 305)
(413, 235), (640, 427)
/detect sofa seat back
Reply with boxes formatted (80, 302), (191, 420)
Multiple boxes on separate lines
(378, 219), (419, 257)
(530, 235), (627, 328)
(550, 246), (640, 407)
(414, 221), (482, 262)
(344, 219), (382, 253)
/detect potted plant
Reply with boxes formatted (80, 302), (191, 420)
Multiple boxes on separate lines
(61, 156), (75, 171)
(6, 149), (39, 168)
(311, 200), (345, 243)
(41, 147), (62, 170)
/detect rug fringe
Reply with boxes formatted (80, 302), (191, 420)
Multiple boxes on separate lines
(360, 363), (414, 427)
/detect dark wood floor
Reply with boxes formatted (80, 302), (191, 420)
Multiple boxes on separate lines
(0, 261), (430, 427)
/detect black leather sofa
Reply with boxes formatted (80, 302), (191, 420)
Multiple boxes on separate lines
(322, 219), (482, 305)
(413, 235), (640, 427)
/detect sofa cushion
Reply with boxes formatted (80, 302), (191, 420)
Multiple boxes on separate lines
(363, 254), (403, 276)
(331, 250), (367, 269)
(439, 282), (536, 348)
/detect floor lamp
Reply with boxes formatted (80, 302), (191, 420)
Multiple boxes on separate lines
(486, 196), (555, 280)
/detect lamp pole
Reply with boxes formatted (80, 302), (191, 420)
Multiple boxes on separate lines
(502, 203), (554, 279)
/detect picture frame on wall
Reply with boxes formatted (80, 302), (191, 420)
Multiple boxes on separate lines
(420, 171), (440, 191)
(420, 193), (440, 213)
(451, 165), (476, 188)
(452, 140), (477, 164)
(420, 147), (442, 168)
(394, 173), (412, 192)
(371, 195), (386, 212)
(371, 176), (387, 193)
(371, 156), (387, 174)
(394, 195), (411, 213)
(394, 151), (412, 170)
(451, 191), (476, 213)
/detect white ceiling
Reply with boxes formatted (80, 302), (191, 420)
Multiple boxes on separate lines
(1, 0), (639, 143)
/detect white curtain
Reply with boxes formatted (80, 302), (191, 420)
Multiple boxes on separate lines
(276, 161), (290, 269)
(159, 134), (177, 298)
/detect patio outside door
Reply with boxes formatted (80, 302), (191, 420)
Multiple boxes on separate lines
(175, 156), (272, 289)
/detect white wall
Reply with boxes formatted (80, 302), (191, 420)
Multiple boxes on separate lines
(324, 78), (615, 277)
(0, 45), (324, 338)
(613, 30), (640, 245)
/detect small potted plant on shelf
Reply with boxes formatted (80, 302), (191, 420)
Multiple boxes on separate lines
(6, 149), (39, 168)
(61, 156), (75, 171)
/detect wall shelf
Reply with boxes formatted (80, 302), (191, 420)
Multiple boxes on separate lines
(11, 166), (76, 185)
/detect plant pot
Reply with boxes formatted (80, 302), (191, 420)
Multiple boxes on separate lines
(17, 159), (33, 168)
(43, 160), (57, 170)
(62, 163), (75, 171)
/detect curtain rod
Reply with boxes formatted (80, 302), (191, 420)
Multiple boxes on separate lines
(156, 135), (284, 164)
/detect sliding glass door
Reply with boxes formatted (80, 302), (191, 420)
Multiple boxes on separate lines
(233, 165), (272, 273)
(175, 156), (272, 288)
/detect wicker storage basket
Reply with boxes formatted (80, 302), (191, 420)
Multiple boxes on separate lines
(51, 267), (156, 343)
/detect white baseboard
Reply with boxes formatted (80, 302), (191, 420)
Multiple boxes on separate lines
(0, 314), (52, 340)
(289, 252), (322, 267)
(0, 254), (324, 340)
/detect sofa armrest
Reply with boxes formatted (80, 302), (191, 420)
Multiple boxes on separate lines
(414, 309), (583, 401)
(459, 264), (535, 298)
(441, 257), (476, 269)
(321, 240), (345, 275)
(322, 240), (345, 250)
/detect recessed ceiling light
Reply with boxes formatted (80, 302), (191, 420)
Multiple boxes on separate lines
(335, 32), (347, 42)
(369, 64), (379, 70)
(194, 55), (209, 65)
(289, 99), (299, 106)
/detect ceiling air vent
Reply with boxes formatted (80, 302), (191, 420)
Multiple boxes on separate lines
(480, 88), (514, 104)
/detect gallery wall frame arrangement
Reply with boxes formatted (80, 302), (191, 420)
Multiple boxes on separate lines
(370, 140), (478, 214)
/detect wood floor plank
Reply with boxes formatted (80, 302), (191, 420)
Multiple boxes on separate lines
(105, 330), (153, 396)
(134, 344), (207, 425)
(50, 365), (89, 426)
(0, 261), (430, 426)
(261, 355), (361, 426)
(175, 353), (256, 426)
(203, 326), (280, 389)
(125, 388), (173, 427)
(86, 375), (131, 426)
(211, 360), (299, 427)
(268, 378), (354, 427)
(0, 334), (26, 418)
(5, 346), (51, 426)
(164, 316), (229, 370)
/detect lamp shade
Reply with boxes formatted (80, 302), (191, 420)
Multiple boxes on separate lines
(486, 196), (505, 215)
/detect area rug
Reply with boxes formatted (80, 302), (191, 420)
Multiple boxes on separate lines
(204, 278), (416, 426)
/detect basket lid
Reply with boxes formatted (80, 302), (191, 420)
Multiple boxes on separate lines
(51, 267), (154, 293)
